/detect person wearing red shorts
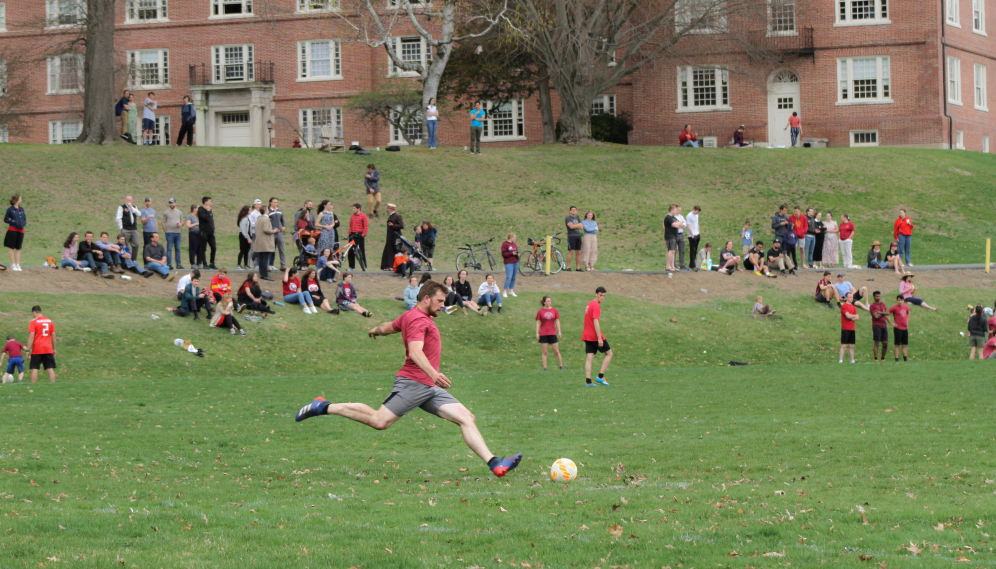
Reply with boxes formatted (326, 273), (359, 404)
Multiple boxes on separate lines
(536, 296), (563, 371)
(583, 287), (612, 386)
(27, 305), (56, 383)
(294, 281), (522, 478)
(839, 292), (859, 364)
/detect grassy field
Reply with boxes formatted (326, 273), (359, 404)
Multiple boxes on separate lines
(2, 144), (996, 269)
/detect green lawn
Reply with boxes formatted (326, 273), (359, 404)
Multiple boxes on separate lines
(3, 144), (996, 269)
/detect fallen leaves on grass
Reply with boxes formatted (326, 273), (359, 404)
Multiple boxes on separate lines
(615, 462), (625, 473)
(762, 551), (785, 558)
(46, 556), (59, 562)
(608, 524), (624, 538)
(858, 554), (873, 561)
(956, 557), (972, 562)
(499, 507), (507, 513)
(385, 548), (393, 555)
(906, 541), (922, 555)
(935, 522), (945, 532)
(728, 551), (740, 557)
(774, 490), (785, 496)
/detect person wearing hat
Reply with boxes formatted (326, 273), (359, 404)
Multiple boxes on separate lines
(866, 240), (889, 269)
(883, 241), (906, 274)
(898, 273), (937, 311)
(833, 272), (869, 310)
(140, 197), (157, 252)
(160, 197), (184, 269)
(380, 203), (404, 271)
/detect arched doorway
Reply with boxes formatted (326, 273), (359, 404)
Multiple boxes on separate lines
(767, 69), (801, 147)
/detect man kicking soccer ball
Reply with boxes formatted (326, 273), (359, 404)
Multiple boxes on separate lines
(295, 280), (522, 478)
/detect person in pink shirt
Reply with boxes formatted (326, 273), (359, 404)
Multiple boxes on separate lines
(838, 214), (855, 268)
(784, 112), (802, 147)
(899, 274), (937, 311)
(535, 296), (563, 371)
(889, 295), (911, 362)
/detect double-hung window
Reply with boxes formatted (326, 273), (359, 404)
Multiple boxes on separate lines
(973, 0), (985, 33)
(948, 56), (962, 105)
(836, 56), (891, 104)
(676, 0), (726, 33)
(212, 0), (252, 17)
(212, 44), (254, 83)
(947, 0), (960, 26)
(297, 0), (339, 11)
(481, 100), (525, 141)
(768, 0), (796, 35)
(46, 0), (86, 28)
(49, 120), (82, 144)
(591, 94), (616, 116)
(975, 63), (987, 110)
(0, 60), (6, 97)
(126, 0), (168, 22)
(299, 108), (342, 148)
(298, 40), (341, 80)
(836, 0), (889, 25)
(0, 125), (7, 143)
(47, 54), (84, 95)
(390, 107), (423, 144)
(677, 66), (730, 112)
(389, 36), (429, 77)
(0, 4), (7, 31)
(128, 49), (169, 89)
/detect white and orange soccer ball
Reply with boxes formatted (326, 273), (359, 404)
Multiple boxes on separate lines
(550, 458), (577, 482)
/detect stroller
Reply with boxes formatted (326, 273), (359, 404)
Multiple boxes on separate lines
(397, 233), (433, 272)
(292, 227), (322, 270)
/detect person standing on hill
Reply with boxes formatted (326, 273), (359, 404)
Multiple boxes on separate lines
(142, 92), (157, 145)
(348, 203), (368, 270)
(784, 111), (801, 147)
(867, 291), (890, 362)
(787, 206), (806, 267)
(565, 206), (583, 271)
(27, 305), (56, 383)
(117, 195), (142, 257)
(116, 89), (130, 136)
(583, 286), (612, 386)
(177, 95), (196, 147)
(839, 291), (859, 364)
(426, 97), (439, 149)
(501, 233), (519, 297)
(968, 304), (988, 359)
(140, 197), (157, 251)
(253, 209), (275, 281)
(889, 295), (910, 362)
(686, 205), (701, 269)
(161, 198), (184, 270)
(365, 164), (382, 218)
(536, 296), (563, 371)
(770, 204), (791, 252)
(380, 203), (404, 271)
(673, 205), (688, 270)
(740, 220), (754, 258)
(894, 209), (914, 266)
(838, 214), (855, 268)
(185, 205), (200, 268)
(197, 196), (217, 270)
(663, 205), (684, 272)
(469, 101), (486, 155)
(1, 335), (26, 383)
(268, 197), (287, 271)
(4, 194), (26, 271)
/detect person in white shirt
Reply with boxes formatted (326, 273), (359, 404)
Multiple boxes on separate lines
(686, 205), (701, 271)
(674, 204), (688, 270)
(477, 274), (502, 314)
(116, 195), (142, 257)
(142, 92), (158, 146)
(176, 269), (200, 301)
(426, 97), (439, 149)
(247, 199), (262, 267)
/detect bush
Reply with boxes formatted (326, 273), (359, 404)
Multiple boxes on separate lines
(590, 112), (633, 144)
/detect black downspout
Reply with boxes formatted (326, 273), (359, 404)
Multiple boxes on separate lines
(942, 1), (953, 149)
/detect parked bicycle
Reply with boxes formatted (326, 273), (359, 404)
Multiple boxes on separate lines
(331, 232), (367, 272)
(455, 238), (497, 271)
(519, 232), (565, 276)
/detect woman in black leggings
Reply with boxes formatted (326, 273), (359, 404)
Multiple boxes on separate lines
(236, 205), (252, 269)
(236, 272), (273, 315)
(186, 204), (200, 267)
(212, 292), (245, 336)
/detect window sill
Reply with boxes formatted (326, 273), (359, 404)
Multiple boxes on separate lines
(296, 76), (344, 83)
(851, 143), (880, 148)
(390, 139), (424, 146)
(208, 14), (256, 20)
(45, 23), (82, 30)
(973, 28), (987, 36)
(123, 18), (171, 24)
(675, 106), (733, 114)
(976, 105), (989, 112)
(131, 84), (172, 90)
(833, 19), (892, 27)
(766, 30), (799, 37)
(949, 99), (964, 106)
(388, 71), (422, 78)
(46, 90), (80, 96)
(947, 20), (962, 28)
(296, 9), (341, 14)
(835, 99), (894, 106)
(481, 136), (527, 142)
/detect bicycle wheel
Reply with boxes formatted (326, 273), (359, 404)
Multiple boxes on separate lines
(486, 252), (497, 271)
(456, 252), (472, 272)
(520, 252), (537, 276)
(550, 249), (565, 274)
(357, 246), (367, 272)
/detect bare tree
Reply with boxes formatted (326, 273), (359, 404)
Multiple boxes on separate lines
(0, 46), (32, 139)
(77, 0), (118, 144)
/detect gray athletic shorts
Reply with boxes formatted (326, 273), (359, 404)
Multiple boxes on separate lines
(382, 376), (459, 417)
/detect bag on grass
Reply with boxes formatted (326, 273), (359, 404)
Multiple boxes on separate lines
(174, 307), (189, 317)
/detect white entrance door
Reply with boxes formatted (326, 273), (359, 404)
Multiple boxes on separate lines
(767, 69), (800, 147)
(218, 111), (252, 147)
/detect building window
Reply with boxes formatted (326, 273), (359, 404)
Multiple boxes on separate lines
(389, 37), (430, 77)
(49, 120), (82, 144)
(212, 44), (254, 83)
(46, 0), (86, 27)
(677, 66), (730, 112)
(836, 0), (889, 25)
(975, 64), (988, 110)
(984, 135), (990, 152)
(676, 0), (726, 33)
(298, 40), (341, 80)
(948, 56), (962, 105)
(956, 129), (965, 149)
(299, 107), (342, 148)
(837, 56), (891, 104)
(768, 0), (796, 34)
(128, 50), (169, 88)
(0, 125), (6, 143)
(974, 0), (985, 33)
(481, 99), (525, 141)
(0, 4), (6, 31)
(387, 0), (428, 8)
(297, 0), (339, 11)
(947, 0), (960, 25)
(591, 94), (616, 115)
(148, 116), (170, 146)
(0, 60), (6, 97)
(850, 130), (878, 147)
(126, 0), (168, 22)
(47, 54), (84, 95)
(390, 107), (423, 144)
(212, 0), (252, 17)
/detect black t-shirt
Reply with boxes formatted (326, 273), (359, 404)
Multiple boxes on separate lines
(767, 247), (783, 261)
(664, 215), (678, 240)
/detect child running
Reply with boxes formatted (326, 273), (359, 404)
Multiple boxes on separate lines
(536, 296), (563, 371)
(1, 335), (26, 383)
(583, 286), (613, 386)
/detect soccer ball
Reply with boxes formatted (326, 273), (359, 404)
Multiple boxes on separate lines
(550, 458), (577, 482)
(2, 373), (12, 384)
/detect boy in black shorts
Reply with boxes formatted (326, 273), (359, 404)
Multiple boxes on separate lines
(583, 287), (612, 386)
(839, 291), (859, 364)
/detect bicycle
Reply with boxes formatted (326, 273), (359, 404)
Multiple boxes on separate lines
(331, 232), (367, 272)
(455, 238), (497, 271)
(519, 232), (565, 276)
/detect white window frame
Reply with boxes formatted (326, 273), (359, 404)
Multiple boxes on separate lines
(975, 63), (988, 110)
(127, 49), (169, 89)
(0, 60), (6, 97)
(46, 54), (84, 95)
(49, 119), (82, 144)
(948, 0), (961, 26)
(46, 0), (86, 28)
(835, 0), (890, 26)
(0, 124), (7, 143)
(211, 0), (253, 18)
(299, 107), (342, 148)
(296, 0), (340, 12)
(388, 36), (430, 77)
(149, 115), (170, 146)
(591, 94), (616, 116)
(298, 40), (342, 81)
(480, 99), (526, 142)
(0, 4), (7, 32)
(389, 106), (424, 145)
(948, 56), (962, 105)
(212, 44), (254, 84)
(984, 135), (990, 152)
(836, 56), (892, 106)
(956, 129), (965, 149)
(125, 0), (169, 23)
(973, 0), (986, 33)
(849, 130), (879, 147)
(676, 0), (727, 34)
(676, 66), (731, 113)
(767, 0), (797, 36)
(387, 0), (429, 9)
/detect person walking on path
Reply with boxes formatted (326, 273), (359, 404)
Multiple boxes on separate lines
(380, 203), (404, 271)
(686, 205), (701, 268)
(583, 287), (612, 386)
(117, 195), (142, 257)
(894, 209), (914, 266)
(899, 274), (937, 311)
(294, 280), (523, 478)
(185, 205), (200, 268)
(581, 211), (600, 271)
(177, 95), (196, 146)
(501, 233), (519, 297)
(839, 291), (859, 364)
(867, 291), (890, 362)
(365, 164), (382, 218)
(4, 194), (26, 271)
(839, 214), (855, 268)
(822, 212), (839, 268)
(348, 203), (369, 270)
(27, 305), (57, 383)
(268, 198), (287, 271)
(565, 206), (583, 271)
(784, 112), (801, 147)
(197, 197), (217, 270)
(160, 198), (184, 269)
(536, 296), (563, 371)
(469, 101), (485, 155)
(315, 200), (339, 254)
(253, 209), (276, 280)
(426, 97), (439, 149)
(889, 295), (911, 362)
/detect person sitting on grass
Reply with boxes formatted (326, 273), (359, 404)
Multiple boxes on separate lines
(743, 241), (773, 277)
(766, 240), (796, 276)
(866, 240), (898, 271)
(833, 272), (870, 310)
(336, 272), (373, 317)
(302, 267), (338, 314)
(394, 245), (415, 278)
(815, 270), (842, 308)
(210, 292), (246, 336)
(210, 267), (231, 303)
(695, 241), (714, 270)
(452, 271), (485, 316)
(237, 272), (273, 316)
(884, 241), (906, 274)
(283, 267), (318, 314)
(536, 295), (563, 370)
(404, 275), (420, 310)
(181, 275), (212, 321)
(899, 274), (937, 311)
(717, 241), (740, 275)
(732, 125), (753, 148)
(441, 275), (467, 315)
(478, 274), (503, 314)
(751, 295), (775, 315)
(317, 247), (339, 283)
(1, 334), (26, 383)
(61, 232), (86, 270)
(144, 232), (175, 281)
(79, 231), (113, 279)
(176, 269), (200, 300)
(94, 231), (123, 273)
(116, 233), (151, 277)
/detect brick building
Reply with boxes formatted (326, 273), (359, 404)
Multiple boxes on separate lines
(0, 0), (991, 151)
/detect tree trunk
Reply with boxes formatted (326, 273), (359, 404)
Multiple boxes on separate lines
(78, 0), (118, 145)
(536, 72), (556, 144)
(555, 90), (595, 145)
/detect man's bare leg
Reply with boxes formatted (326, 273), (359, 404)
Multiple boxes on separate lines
(47, 369), (55, 383)
(600, 350), (613, 375)
(436, 403), (492, 462)
(584, 353), (595, 381)
(324, 402), (399, 430)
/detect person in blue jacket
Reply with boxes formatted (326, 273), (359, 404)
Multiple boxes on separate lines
(4, 194), (26, 271)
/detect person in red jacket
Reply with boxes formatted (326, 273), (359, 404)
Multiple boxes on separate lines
(348, 203), (369, 271)
(679, 124), (699, 147)
(788, 206), (808, 268)
(501, 233), (519, 297)
(893, 209), (913, 267)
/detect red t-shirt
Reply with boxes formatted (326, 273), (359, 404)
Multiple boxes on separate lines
(988, 315), (996, 339)
(28, 317), (55, 354)
(536, 308), (560, 336)
(210, 275), (231, 294)
(305, 279), (321, 294)
(392, 308), (441, 387)
(839, 221), (855, 241)
(283, 277), (300, 297)
(815, 278), (832, 298)
(2, 340), (25, 359)
(840, 303), (857, 331)
(789, 214), (807, 238)
(889, 304), (910, 330)
(788, 115), (801, 128)
(869, 302), (888, 327)
(238, 281), (253, 296)
(984, 337), (996, 359)
(582, 299), (605, 341)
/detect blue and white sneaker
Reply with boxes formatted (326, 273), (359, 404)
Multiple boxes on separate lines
(595, 377), (610, 386)
(295, 397), (330, 422)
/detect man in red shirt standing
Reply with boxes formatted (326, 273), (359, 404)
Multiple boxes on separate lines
(893, 209), (913, 267)
(839, 292), (859, 364)
(866, 291), (890, 362)
(27, 305), (56, 383)
(889, 295), (911, 362)
(788, 207), (808, 268)
(838, 213), (855, 268)
(294, 281), (522, 478)
(583, 287), (612, 386)
(348, 203), (368, 271)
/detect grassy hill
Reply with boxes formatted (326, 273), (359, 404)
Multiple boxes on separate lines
(2, 144), (996, 269)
